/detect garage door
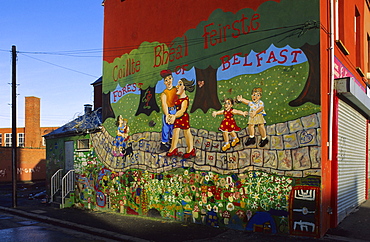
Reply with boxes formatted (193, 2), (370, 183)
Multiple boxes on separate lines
(337, 99), (367, 223)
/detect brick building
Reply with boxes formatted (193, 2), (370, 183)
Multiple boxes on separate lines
(46, 0), (369, 238)
(0, 96), (59, 182)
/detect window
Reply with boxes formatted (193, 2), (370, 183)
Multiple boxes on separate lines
(5, 133), (11, 147)
(367, 34), (370, 72)
(18, 133), (25, 147)
(355, 7), (361, 67)
(338, 0), (345, 42)
(77, 139), (90, 150)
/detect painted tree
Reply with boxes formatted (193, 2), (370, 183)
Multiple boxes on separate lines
(103, 41), (166, 119)
(168, 0), (320, 113)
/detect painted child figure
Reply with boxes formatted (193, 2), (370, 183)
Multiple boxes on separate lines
(112, 115), (130, 157)
(212, 98), (248, 151)
(237, 87), (269, 147)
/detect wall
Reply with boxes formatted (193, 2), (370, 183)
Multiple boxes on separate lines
(0, 147), (46, 182)
(45, 134), (91, 188)
(83, 0), (322, 237)
(0, 96), (58, 182)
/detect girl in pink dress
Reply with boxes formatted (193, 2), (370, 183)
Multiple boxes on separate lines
(212, 98), (247, 151)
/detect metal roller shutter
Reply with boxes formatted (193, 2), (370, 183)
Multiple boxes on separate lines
(337, 99), (367, 223)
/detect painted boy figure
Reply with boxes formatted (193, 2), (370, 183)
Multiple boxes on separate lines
(160, 70), (178, 151)
(237, 87), (269, 148)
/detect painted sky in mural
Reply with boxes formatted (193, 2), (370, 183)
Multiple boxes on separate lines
(110, 44), (308, 104)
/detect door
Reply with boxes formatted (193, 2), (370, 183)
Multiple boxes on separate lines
(337, 99), (367, 223)
(64, 141), (74, 171)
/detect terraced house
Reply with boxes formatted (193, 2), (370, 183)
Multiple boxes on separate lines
(46, 0), (370, 238)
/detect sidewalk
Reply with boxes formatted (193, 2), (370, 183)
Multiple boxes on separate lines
(0, 181), (368, 242)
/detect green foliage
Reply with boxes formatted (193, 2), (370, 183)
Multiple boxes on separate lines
(104, 63), (320, 135)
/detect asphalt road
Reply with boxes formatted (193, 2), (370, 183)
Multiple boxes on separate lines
(0, 210), (119, 242)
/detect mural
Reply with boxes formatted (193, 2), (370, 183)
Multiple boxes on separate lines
(70, 0), (322, 237)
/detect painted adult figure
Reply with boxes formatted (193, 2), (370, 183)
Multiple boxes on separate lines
(160, 70), (178, 151)
(167, 78), (196, 159)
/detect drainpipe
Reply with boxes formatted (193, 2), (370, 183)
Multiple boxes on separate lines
(328, 0), (335, 161)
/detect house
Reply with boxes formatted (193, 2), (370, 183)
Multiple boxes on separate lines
(44, 77), (103, 206)
(0, 96), (58, 182)
(50, 0), (370, 238)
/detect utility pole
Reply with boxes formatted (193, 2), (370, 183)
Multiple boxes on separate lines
(12, 45), (17, 208)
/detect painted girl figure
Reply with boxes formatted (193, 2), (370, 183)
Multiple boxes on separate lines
(167, 78), (196, 159)
(212, 98), (248, 151)
(237, 87), (269, 147)
(112, 115), (130, 157)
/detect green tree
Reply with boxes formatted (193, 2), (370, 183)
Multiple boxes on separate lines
(168, 0), (320, 113)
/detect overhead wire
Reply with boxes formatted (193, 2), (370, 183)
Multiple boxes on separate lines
(19, 53), (99, 78)
(1, 21), (318, 87)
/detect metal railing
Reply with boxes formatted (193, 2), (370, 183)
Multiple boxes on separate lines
(50, 169), (63, 203)
(61, 170), (75, 208)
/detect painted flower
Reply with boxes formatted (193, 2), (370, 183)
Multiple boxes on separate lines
(202, 194), (207, 204)
(251, 202), (258, 209)
(226, 202), (234, 211)
(206, 204), (212, 211)
(191, 185), (197, 192)
(223, 192), (230, 198)
(233, 192), (241, 200)
(213, 205), (218, 213)
(194, 173), (201, 182)
(252, 193), (260, 200)
(219, 178), (227, 187)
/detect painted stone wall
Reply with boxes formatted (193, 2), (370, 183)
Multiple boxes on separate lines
(91, 113), (321, 177)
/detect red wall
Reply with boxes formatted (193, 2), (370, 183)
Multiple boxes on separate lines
(103, 0), (280, 63)
(0, 147), (46, 182)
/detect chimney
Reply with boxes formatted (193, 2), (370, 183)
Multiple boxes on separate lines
(25, 96), (41, 148)
(84, 104), (93, 114)
(91, 77), (102, 109)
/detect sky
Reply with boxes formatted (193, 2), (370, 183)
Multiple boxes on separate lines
(0, 1), (104, 128)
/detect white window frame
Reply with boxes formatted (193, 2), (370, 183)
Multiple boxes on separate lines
(5, 133), (12, 147)
(77, 139), (90, 151)
(18, 133), (25, 147)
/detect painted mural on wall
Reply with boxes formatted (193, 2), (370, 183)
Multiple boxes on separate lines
(74, 0), (321, 237)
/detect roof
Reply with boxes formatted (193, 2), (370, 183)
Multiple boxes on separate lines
(91, 76), (102, 86)
(44, 107), (102, 139)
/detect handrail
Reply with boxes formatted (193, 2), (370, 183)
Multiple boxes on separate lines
(50, 169), (63, 203)
(61, 170), (75, 208)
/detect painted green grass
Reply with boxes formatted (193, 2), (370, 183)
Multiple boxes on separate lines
(105, 63), (320, 136)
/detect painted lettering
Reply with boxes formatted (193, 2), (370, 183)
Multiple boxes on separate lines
(153, 37), (188, 68)
(112, 83), (141, 102)
(112, 59), (141, 82)
(220, 48), (304, 70)
(203, 13), (260, 49)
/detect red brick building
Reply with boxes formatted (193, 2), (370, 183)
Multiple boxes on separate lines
(0, 96), (59, 182)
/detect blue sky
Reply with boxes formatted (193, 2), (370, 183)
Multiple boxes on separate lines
(0, 1), (103, 127)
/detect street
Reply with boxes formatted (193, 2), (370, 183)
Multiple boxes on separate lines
(0, 210), (118, 242)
